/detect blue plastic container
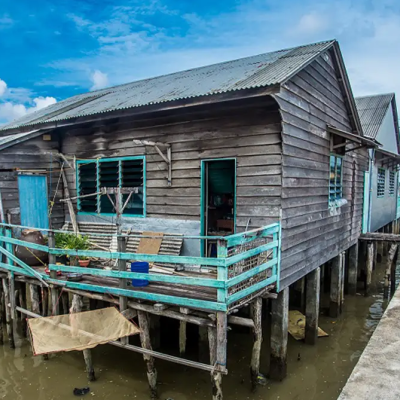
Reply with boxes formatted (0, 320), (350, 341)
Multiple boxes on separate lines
(131, 261), (149, 287)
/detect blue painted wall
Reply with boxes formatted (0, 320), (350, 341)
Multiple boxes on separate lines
(18, 175), (49, 230)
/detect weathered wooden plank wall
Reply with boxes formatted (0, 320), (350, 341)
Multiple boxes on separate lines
(60, 103), (282, 231)
(0, 135), (64, 227)
(275, 51), (369, 289)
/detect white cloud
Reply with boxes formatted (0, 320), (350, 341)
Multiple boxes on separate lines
(0, 79), (7, 96)
(0, 78), (57, 124)
(296, 12), (328, 35)
(32, 96), (57, 110)
(90, 70), (109, 91)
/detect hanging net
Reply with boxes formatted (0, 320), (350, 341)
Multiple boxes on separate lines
(27, 307), (140, 355)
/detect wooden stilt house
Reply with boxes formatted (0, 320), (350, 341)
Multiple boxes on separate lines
(355, 93), (400, 232)
(0, 39), (376, 289)
(0, 39), (379, 396)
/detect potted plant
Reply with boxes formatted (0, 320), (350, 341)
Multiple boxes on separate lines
(55, 233), (91, 267)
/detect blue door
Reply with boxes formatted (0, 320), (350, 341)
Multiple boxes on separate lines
(18, 175), (49, 229)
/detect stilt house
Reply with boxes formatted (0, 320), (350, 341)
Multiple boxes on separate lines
(355, 93), (400, 232)
(0, 39), (376, 290)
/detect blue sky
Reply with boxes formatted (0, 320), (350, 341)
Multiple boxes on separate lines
(0, 0), (399, 124)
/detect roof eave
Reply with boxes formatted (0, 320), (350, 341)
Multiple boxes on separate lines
(0, 84), (281, 136)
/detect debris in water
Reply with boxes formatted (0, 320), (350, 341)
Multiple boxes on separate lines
(73, 387), (90, 396)
(257, 373), (268, 386)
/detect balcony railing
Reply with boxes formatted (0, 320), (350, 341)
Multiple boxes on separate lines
(0, 222), (281, 312)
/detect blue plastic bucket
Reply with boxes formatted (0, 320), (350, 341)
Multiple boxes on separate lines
(131, 261), (149, 287)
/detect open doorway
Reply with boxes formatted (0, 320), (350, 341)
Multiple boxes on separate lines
(201, 159), (236, 257)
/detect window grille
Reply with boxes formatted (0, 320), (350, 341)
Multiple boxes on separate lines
(77, 156), (145, 216)
(329, 155), (343, 202)
(389, 171), (396, 195)
(377, 168), (386, 197)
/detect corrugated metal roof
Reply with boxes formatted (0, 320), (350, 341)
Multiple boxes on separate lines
(355, 93), (395, 139)
(0, 130), (41, 150)
(0, 40), (335, 132)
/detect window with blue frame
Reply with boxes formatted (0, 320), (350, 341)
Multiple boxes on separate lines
(77, 156), (145, 216)
(329, 154), (343, 202)
(377, 168), (386, 198)
(389, 171), (395, 195)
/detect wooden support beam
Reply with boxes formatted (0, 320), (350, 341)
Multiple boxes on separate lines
(348, 244), (359, 295)
(48, 232), (60, 316)
(0, 281), (4, 345)
(365, 243), (374, 296)
(250, 297), (262, 391)
(118, 236), (128, 345)
(305, 267), (320, 345)
(3, 278), (14, 348)
(179, 320), (187, 355)
(198, 325), (209, 364)
(269, 288), (288, 381)
(70, 294), (96, 382)
(340, 251), (345, 312)
(384, 244), (398, 298)
(137, 310), (158, 399)
(330, 253), (343, 318)
(18, 282), (27, 338)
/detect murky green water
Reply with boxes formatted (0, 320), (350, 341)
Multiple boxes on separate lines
(0, 261), (391, 400)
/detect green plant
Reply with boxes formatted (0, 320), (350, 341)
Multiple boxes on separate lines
(55, 233), (90, 251)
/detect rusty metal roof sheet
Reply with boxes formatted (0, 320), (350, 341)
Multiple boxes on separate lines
(0, 40), (336, 132)
(355, 93), (395, 139)
(0, 129), (42, 150)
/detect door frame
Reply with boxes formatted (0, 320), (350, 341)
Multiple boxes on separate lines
(200, 158), (237, 256)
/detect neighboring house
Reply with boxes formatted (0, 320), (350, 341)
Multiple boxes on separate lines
(0, 39), (375, 291)
(355, 93), (400, 232)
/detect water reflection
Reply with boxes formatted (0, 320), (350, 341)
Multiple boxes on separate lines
(0, 258), (394, 400)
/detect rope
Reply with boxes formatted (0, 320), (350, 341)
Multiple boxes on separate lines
(49, 162), (64, 217)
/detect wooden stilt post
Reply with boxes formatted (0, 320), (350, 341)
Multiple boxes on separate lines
(150, 315), (161, 350)
(137, 310), (158, 399)
(118, 234), (128, 345)
(373, 242), (378, 270)
(250, 297), (262, 391)
(269, 288), (289, 381)
(340, 251), (345, 313)
(41, 287), (49, 317)
(61, 292), (69, 315)
(209, 312), (227, 400)
(199, 325), (209, 363)
(3, 277), (14, 348)
(365, 242), (374, 296)
(18, 282), (27, 337)
(330, 253), (343, 318)
(48, 232), (60, 316)
(30, 283), (48, 360)
(384, 244), (398, 298)
(305, 267), (320, 345)
(383, 226), (389, 257)
(70, 294), (96, 382)
(207, 325), (222, 400)
(391, 246), (398, 295)
(179, 321), (187, 355)
(348, 244), (359, 295)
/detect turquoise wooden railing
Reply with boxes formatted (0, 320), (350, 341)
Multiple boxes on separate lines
(0, 222), (281, 312)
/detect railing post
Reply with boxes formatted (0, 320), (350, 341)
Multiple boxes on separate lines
(3, 228), (15, 348)
(216, 239), (228, 303)
(118, 234), (128, 344)
(48, 231), (60, 315)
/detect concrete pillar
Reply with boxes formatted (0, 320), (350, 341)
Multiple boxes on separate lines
(269, 288), (289, 381)
(365, 242), (374, 296)
(305, 268), (320, 345)
(348, 244), (359, 295)
(330, 253), (343, 318)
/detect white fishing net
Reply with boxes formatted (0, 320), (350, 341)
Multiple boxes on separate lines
(28, 307), (140, 355)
